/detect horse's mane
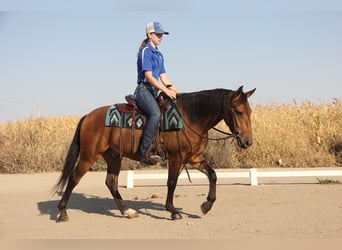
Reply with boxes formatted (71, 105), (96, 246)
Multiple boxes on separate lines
(177, 89), (232, 121)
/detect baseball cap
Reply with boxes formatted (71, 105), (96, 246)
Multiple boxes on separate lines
(146, 22), (169, 35)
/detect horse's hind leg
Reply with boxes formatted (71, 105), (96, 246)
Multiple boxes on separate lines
(103, 152), (138, 219)
(57, 159), (92, 222)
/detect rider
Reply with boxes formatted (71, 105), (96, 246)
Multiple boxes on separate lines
(135, 21), (180, 165)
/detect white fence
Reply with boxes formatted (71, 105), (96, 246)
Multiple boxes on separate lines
(125, 168), (342, 188)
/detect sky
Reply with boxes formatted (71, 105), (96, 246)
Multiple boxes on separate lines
(0, 0), (341, 123)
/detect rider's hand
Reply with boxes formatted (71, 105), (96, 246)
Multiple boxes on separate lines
(165, 89), (177, 99)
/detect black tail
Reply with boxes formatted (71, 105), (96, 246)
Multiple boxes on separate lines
(52, 115), (86, 193)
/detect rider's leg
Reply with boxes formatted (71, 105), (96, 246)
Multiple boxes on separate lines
(135, 84), (161, 164)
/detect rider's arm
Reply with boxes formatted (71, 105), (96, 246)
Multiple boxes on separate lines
(160, 73), (180, 94)
(144, 71), (177, 99)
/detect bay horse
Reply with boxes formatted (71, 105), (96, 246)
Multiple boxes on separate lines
(54, 86), (256, 221)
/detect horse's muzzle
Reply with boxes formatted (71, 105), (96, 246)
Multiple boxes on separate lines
(236, 132), (253, 149)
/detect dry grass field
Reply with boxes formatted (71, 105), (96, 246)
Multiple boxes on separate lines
(0, 100), (341, 174)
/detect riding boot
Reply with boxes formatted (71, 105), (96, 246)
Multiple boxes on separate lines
(140, 154), (161, 166)
(140, 136), (161, 165)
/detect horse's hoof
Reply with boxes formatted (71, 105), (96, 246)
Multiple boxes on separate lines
(124, 208), (139, 219)
(57, 212), (69, 222)
(127, 212), (139, 219)
(201, 202), (212, 215)
(171, 213), (183, 220)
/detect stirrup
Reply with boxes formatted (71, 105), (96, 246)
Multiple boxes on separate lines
(140, 155), (161, 166)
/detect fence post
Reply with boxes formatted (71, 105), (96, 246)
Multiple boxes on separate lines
(126, 170), (134, 188)
(249, 168), (258, 186)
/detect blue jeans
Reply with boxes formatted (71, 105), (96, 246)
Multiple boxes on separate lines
(134, 84), (161, 158)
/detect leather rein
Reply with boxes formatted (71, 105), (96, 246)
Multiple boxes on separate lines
(181, 108), (241, 142)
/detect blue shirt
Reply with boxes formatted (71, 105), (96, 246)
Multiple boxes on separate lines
(137, 42), (166, 84)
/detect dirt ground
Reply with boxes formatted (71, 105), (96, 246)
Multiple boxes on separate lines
(1, 169), (342, 239)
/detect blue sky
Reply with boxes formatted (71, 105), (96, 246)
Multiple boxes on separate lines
(1, 1), (341, 123)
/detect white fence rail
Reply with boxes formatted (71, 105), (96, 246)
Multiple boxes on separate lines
(126, 168), (342, 188)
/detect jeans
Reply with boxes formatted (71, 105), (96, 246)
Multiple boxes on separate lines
(134, 83), (161, 158)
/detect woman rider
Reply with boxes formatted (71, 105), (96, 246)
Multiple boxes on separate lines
(135, 21), (180, 165)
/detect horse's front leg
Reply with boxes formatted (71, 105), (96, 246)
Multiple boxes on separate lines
(165, 160), (183, 220)
(197, 161), (217, 214)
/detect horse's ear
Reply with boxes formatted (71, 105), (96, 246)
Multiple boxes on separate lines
(233, 86), (244, 104)
(234, 86), (244, 100)
(237, 85), (244, 93)
(246, 88), (256, 98)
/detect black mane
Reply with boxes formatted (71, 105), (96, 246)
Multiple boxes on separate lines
(177, 89), (233, 122)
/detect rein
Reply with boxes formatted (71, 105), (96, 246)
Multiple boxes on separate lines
(211, 127), (237, 141)
(181, 107), (240, 141)
(182, 118), (238, 141)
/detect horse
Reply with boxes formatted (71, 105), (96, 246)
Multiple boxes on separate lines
(53, 85), (256, 221)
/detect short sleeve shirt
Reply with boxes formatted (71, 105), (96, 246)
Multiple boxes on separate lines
(137, 42), (166, 84)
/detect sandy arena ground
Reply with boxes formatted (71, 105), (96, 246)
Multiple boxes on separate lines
(1, 169), (342, 239)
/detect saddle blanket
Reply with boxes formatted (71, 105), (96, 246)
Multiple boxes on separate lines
(105, 102), (183, 131)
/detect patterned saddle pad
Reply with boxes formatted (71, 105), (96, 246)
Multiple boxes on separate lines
(105, 100), (183, 131)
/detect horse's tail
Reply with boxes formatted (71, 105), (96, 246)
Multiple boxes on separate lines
(52, 115), (86, 193)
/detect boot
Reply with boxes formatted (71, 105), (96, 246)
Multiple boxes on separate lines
(140, 154), (161, 165)
(140, 139), (161, 165)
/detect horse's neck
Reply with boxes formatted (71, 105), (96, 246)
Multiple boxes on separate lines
(178, 100), (224, 133)
(177, 89), (234, 130)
